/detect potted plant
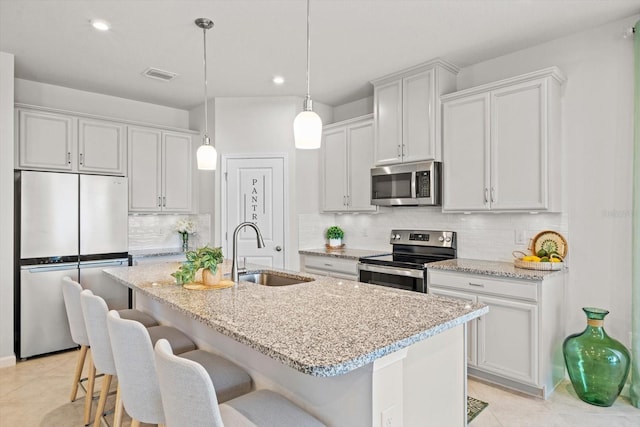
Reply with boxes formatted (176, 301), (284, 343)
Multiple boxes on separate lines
(171, 245), (224, 286)
(326, 226), (345, 248)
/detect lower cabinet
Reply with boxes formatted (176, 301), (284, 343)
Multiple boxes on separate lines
(428, 269), (564, 398)
(301, 255), (359, 281)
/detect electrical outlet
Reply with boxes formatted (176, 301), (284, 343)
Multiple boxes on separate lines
(515, 230), (527, 245)
(381, 405), (399, 427)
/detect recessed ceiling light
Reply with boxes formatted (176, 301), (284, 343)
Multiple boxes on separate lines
(273, 76), (285, 85)
(90, 19), (110, 31)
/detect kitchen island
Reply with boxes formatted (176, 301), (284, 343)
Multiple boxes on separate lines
(104, 260), (487, 426)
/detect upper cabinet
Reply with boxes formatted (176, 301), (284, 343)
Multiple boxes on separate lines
(128, 126), (192, 213)
(16, 108), (126, 175)
(371, 59), (458, 165)
(322, 115), (377, 213)
(441, 67), (566, 212)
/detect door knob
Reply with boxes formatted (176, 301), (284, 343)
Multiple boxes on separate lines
(275, 246), (282, 252)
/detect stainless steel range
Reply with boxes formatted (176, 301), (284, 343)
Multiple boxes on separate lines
(358, 229), (457, 293)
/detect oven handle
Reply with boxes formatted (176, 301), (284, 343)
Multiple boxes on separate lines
(357, 263), (424, 279)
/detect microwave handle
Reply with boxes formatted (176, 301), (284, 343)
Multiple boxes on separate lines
(411, 171), (417, 198)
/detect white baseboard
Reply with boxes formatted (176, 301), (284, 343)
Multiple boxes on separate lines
(0, 354), (16, 368)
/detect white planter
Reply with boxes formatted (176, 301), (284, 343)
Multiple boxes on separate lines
(329, 238), (342, 247)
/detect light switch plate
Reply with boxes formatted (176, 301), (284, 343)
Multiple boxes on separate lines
(515, 230), (527, 245)
(381, 405), (400, 427)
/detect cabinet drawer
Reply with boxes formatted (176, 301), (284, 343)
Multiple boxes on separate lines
(428, 270), (538, 302)
(303, 255), (358, 276)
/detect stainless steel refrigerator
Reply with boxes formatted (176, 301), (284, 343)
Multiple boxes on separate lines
(15, 171), (130, 358)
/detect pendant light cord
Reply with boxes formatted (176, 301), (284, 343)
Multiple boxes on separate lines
(202, 26), (209, 142)
(306, 0), (311, 99)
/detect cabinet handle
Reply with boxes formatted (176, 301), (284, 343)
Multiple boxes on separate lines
(397, 144), (401, 157)
(490, 187), (496, 203)
(468, 282), (485, 288)
(346, 195), (351, 206)
(67, 152), (71, 165)
(79, 152), (83, 165)
(343, 195), (347, 206)
(158, 196), (162, 207)
(484, 188), (489, 204)
(401, 144), (406, 158)
(162, 196), (166, 207)
(324, 263), (333, 267)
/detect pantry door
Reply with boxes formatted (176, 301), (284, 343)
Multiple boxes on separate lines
(222, 155), (287, 269)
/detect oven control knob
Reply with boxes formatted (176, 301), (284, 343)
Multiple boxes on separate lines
(438, 236), (445, 242)
(445, 237), (452, 243)
(394, 234), (401, 240)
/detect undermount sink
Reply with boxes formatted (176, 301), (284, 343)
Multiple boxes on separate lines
(238, 271), (314, 287)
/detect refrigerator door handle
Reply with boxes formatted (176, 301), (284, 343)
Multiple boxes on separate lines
(79, 259), (128, 268)
(20, 263), (78, 273)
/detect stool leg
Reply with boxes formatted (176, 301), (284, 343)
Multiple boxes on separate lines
(92, 374), (112, 427)
(130, 420), (140, 427)
(70, 345), (88, 401)
(113, 384), (123, 427)
(83, 352), (96, 426)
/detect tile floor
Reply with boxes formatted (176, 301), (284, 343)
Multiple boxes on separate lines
(0, 348), (639, 426)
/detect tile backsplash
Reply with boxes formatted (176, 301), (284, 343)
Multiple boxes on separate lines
(299, 208), (568, 262)
(128, 214), (212, 251)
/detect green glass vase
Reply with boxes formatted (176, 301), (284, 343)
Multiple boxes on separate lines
(563, 307), (631, 407)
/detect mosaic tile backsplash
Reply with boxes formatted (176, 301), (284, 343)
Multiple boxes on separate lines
(128, 214), (212, 252)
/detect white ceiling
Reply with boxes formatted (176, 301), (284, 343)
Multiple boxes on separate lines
(1, 0), (639, 110)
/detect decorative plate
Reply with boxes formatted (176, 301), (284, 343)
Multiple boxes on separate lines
(530, 230), (568, 258)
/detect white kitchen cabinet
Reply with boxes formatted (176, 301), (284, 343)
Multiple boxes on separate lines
(428, 287), (478, 366)
(428, 268), (564, 398)
(371, 59), (458, 165)
(16, 108), (126, 175)
(322, 115), (377, 213)
(301, 255), (358, 281)
(78, 118), (126, 175)
(128, 126), (192, 213)
(442, 67), (565, 212)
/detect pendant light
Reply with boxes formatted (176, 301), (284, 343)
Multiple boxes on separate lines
(294, 0), (322, 149)
(195, 18), (217, 170)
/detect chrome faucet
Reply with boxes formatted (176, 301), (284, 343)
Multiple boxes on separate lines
(231, 222), (265, 282)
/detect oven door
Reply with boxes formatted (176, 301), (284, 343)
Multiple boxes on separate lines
(357, 263), (426, 293)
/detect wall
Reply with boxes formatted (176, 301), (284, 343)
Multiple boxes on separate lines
(213, 96), (332, 270)
(14, 79), (189, 128)
(310, 14), (637, 349)
(128, 213), (211, 251)
(0, 52), (15, 367)
(332, 96), (373, 123)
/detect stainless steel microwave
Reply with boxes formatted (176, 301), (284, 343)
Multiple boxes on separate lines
(370, 161), (441, 206)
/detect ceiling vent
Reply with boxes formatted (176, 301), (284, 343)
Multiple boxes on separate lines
(142, 67), (178, 82)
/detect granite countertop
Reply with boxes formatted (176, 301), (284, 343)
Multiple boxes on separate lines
(299, 247), (391, 260)
(104, 260), (487, 377)
(428, 258), (566, 280)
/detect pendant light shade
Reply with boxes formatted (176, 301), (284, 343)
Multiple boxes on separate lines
(197, 140), (217, 170)
(195, 18), (217, 170)
(294, 0), (322, 149)
(294, 109), (322, 149)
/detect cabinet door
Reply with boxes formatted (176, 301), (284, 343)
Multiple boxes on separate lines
(490, 79), (547, 210)
(322, 127), (348, 212)
(162, 132), (192, 212)
(442, 93), (491, 211)
(128, 127), (162, 212)
(374, 80), (403, 165)
(477, 295), (538, 385)
(429, 287), (478, 366)
(403, 70), (435, 162)
(78, 119), (126, 175)
(18, 109), (75, 171)
(347, 120), (376, 212)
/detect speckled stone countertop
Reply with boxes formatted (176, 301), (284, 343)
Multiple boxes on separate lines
(428, 258), (566, 280)
(299, 247), (391, 260)
(104, 260), (487, 377)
